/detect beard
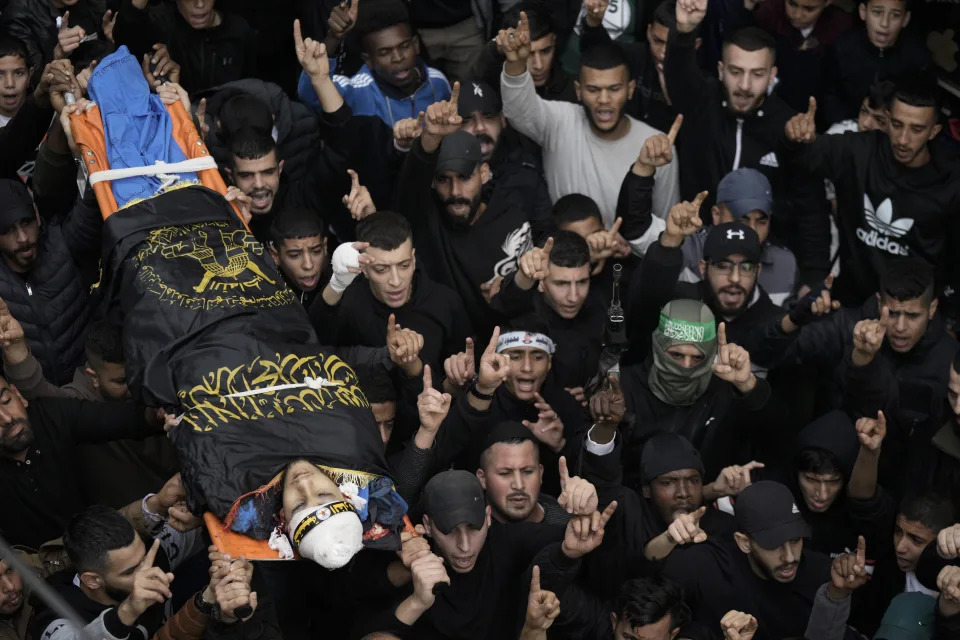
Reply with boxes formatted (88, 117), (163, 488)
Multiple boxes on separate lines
(703, 280), (753, 318)
(441, 193), (483, 229)
(580, 102), (623, 133)
(722, 83), (765, 117)
(104, 583), (132, 603)
(0, 419), (33, 455)
(751, 551), (799, 582)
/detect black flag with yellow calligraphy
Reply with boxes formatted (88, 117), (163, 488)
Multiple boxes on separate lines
(99, 186), (391, 525)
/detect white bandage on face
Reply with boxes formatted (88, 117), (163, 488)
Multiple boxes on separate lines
(329, 242), (362, 293)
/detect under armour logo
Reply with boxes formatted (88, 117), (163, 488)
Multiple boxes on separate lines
(473, 83), (483, 97)
(727, 229), (745, 240)
(791, 503), (800, 514)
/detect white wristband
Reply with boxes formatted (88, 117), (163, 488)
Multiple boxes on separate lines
(329, 242), (361, 293)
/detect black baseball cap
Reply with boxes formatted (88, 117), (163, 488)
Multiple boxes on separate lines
(0, 179), (35, 231)
(421, 470), (487, 535)
(640, 433), (704, 485)
(435, 130), (482, 178)
(458, 80), (502, 116)
(703, 222), (762, 263)
(735, 481), (811, 550)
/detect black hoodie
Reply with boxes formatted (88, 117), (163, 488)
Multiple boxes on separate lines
(784, 131), (960, 325)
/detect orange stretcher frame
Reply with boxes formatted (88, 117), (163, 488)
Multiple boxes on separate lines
(67, 99), (245, 226)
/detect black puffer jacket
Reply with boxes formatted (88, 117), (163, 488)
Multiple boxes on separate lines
(196, 78), (322, 183)
(0, 199), (101, 385)
(113, 0), (254, 93)
(0, 0), (106, 68)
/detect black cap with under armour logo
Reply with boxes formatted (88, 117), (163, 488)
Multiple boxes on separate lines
(735, 481), (811, 549)
(703, 221), (762, 263)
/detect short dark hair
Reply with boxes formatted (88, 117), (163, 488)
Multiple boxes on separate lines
(892, 73), (940, 116)
(862, 0), (911, 11)
(356, 211), (412, 251)
(503, 1), (554, 40)
(0, 36), (29, 64)
(614, 576), (690, 631)
(220, 93), (273, 142)
(867, 78), (897, 111)
(548, 230), (590, 269)
(480, 437), (539, 470)
(879, 258), (935, 306)
(652, 1), (678, 31)
(794, 447), (842, 477)
(580, 41), (629, 73)
(270, 208), (325, 246)
(899, 491), (955, 533)
(552, 194), (602, 227)
(64, 506), (137, 574)
(723, 27), (776, 60)
(85, 321), (124, 367)
(355, 365), (397, 404)
(229, 129), (277, 164)
(356, 0), (411, 42)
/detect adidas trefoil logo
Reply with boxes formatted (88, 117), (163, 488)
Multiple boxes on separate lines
(856, 194), (913, 256)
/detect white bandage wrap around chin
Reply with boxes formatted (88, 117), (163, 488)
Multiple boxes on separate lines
(329, 243), (362, 293)
(496, 331), (556, 354)
(288, 501), (364, 569)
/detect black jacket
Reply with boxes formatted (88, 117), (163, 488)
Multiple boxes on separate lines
(0, 95), (55, 181)
(394, 138), (554, 338)
(0, 398), (156, 548)
(0, 200), (101, 386)
(783, 131), (960, 325)
(309, 269), (472, 379)
(820, 28), (931, 127)
(473, 39), (578, 105)
(0, 0), (106, 68)
(661, 535), (832, 639)
(618, 359), (772, 484)
(113, 0), (255, 93)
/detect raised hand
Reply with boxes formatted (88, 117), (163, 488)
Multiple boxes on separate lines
(224, 186), (253, 225)
(516, 237), (554, 289)
(588, 376), (626, 425)
(57, 11), (86, 58)
(938, 523), (960, 559)
(480, 276), (503, 302)
(342, 169), (376, 220)
(565, 386), (587, 406)
(635, 114), (682, 175)
(36, 59), (78, 113)
(410, 551), (450, 610)
(102, 9), (117, 44)
(399, 528), (432, 568)
(666, 506), (708, 545)
(662, 191), (707, 247)
(720, 611), (759, 640)
(522, 392), (566, 453)
(476, 327), (510, 394)
(294, 19), (330, 80)
(786, 273), (840, 330)
(829, 535), (869, 597)
(937, 565), (960, 617)
(394, 113), (425, 150)
(76, 59), (97, 96)
(557, 456), (599, 515)
(710, 461), (763, 498)
(327, 0), (360, 42)
(585, 0), (610, 28)
(422, 82), (462, 147)
(496, 11), (532, 72)
(156, 81), (191, 112)
(418, 365), (452, 433)
(524, 566), (560, 632)
(0, 297), (26, 349)
(386, 313), (424, 365)
(561, 501), (619, 559)
(785, 97), (817, 144)
(712, 323), (755, 391)
(117, 539), (174, 625)
(852, 306), (888, 366)
(676, 0), (708, 33)
(167, 501), (202, 533)
(585, 218), (623, 263)
(443, 337), (476, 389)
(855, 410), (886, 452)
(141, 44), (180, 88)
(328, 241), (375, 293)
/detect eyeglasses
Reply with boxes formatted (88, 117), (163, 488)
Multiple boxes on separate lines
(709, 260), (758, 275)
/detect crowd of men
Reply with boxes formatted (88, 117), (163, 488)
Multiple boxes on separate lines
(1, 0), (960, 637)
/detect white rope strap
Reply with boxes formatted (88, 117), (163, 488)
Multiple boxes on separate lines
(223, 376), (344, 399)
(88, 156), (218, 186)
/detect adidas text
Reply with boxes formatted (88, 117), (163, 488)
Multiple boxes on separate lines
(855, 227), (909, 256)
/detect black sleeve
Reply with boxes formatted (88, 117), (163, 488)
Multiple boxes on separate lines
(487, 271), (536, 319)
(61, 191), (104, 260)
(530, 543), (609, 640)
(0, 96), (54, 180)
(307, 294), (342, 346)
(625, 241), (683, 354)
(113, 0), (165, 61)
(40, 398), (156, 444)
(663, 29), (712, 122)
(315, 101), (356, 164)
(393, 138), (438, 237)
(426, 393), (494, 476)
(616, 172), (655, 242)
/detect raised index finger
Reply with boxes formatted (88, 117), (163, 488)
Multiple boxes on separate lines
(542, 236), (554, 255)
(484, 326), (501, 355)
(878, 305), (890, 329)
(717, 321), (727, 348)
(692, 505), (707, 523)
(449, 81), (461, 108)
(600, 500), (619, 526)
(518, 10), (530, 33)
(691, 190), (709, 211)
(530, 564), (541, 592)
(423, 364), (433, 390)
(347, 168), (360, 190)
(142, 538), (161, 569)
(667, 113), (683, 145)
(60, 10), (70, 30)
(293, 19), (304, 48)
(558, 456), (570, 487)
(806, 96), (817, 118)
(856, 535), (866, 566)
(609, 217), (623, 237)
